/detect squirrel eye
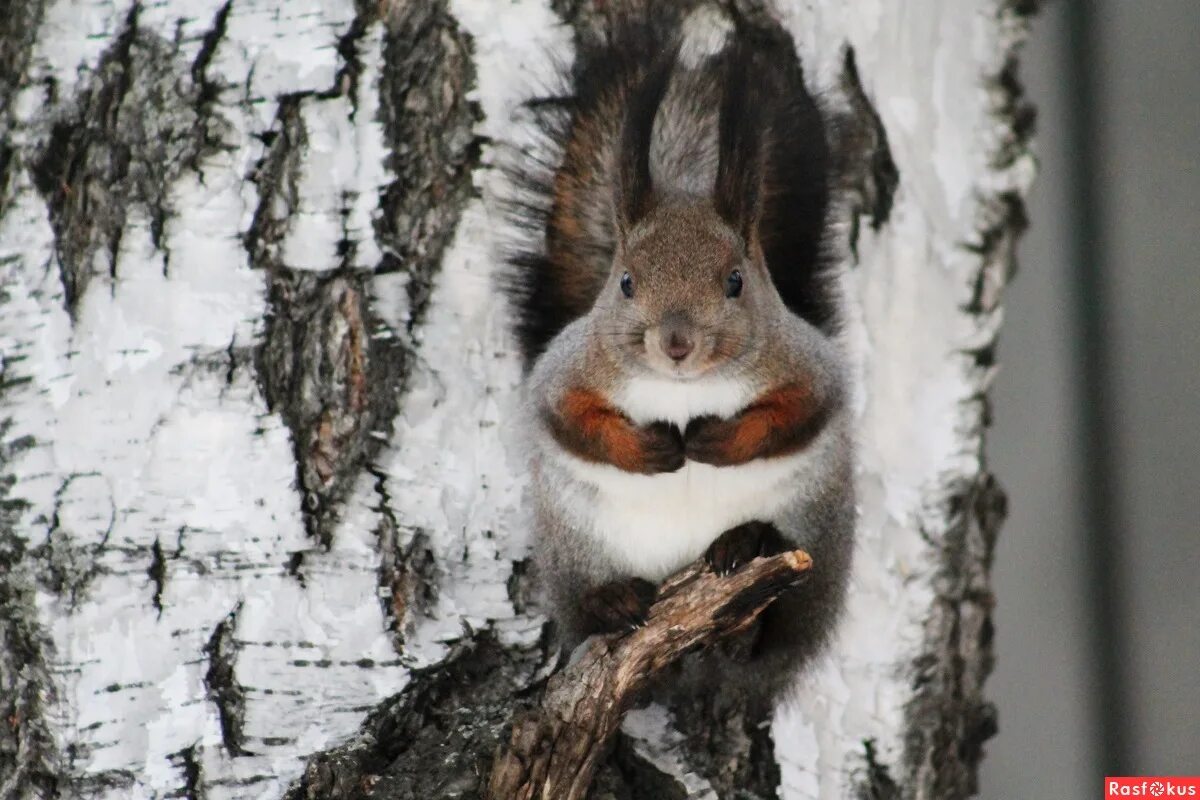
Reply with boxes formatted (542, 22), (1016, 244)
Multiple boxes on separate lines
(725, 270), (743, 298)
(620, 271), (635, 298)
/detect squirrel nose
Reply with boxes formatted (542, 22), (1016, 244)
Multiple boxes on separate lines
(665, 332), (694, 362)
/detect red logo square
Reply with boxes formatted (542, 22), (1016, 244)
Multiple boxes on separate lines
(1106, 777), (1200, 798)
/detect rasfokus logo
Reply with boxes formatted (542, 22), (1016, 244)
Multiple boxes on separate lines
(1106, 777), (1200, 798)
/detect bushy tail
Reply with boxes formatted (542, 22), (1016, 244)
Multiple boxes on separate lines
(502, 5), (837, 367)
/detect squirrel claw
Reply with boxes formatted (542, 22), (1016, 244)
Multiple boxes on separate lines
(581, 578), (657, 634)
(705, 521), (787, 576)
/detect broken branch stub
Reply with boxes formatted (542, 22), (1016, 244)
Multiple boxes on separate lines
(486, 549), (814, 800)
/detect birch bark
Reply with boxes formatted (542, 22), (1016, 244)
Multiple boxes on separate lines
(0, 0), (1035, 797)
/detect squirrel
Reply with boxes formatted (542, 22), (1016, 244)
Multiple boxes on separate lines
(505, 5), (855, 705)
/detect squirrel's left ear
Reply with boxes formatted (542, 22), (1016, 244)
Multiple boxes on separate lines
(614, 47), (677, 238)
(714, 46), (765, 248)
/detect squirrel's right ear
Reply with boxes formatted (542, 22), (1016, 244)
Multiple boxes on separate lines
(714, 46), (765, 247)
(614, 48), (678, 237)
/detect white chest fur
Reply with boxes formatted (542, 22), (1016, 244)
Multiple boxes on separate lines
(555, 373), (805, 580)
(563, 456), (803, 580)
(613, 373), (754, 428)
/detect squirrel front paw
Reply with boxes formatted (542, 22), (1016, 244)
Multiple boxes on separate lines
(683, 414), (738, 466)
(636, 421), (686, 474)
(705, 521), (788, 576)
(581, 578), (657, 634)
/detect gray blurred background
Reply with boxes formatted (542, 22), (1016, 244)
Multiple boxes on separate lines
(981, 1), (1199, 797)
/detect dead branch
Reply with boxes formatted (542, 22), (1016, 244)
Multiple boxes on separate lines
(485, 548), (813, 800)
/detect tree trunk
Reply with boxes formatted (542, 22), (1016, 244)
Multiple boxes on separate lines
(0, 0), (1035, 798)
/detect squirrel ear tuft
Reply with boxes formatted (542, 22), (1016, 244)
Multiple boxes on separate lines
(614, 46), (678, 236)
(714, 46), (765, 247)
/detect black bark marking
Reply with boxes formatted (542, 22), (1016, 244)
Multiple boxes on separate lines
(33, 474), (113, 608)
(0, 0), (46, 217)
(376, 0), (483, 331)
(148, 537), (167, 615)
(0, 279), (59, 796)
(368, 462), (438, 643)
(902, 474), (1006, 798)
(328, 0), (373, 112)
(242, 94), (308, 274)
(188, 0), (232, 165)
(246, 0), (482, 547)
(606, 735), (690, 800)
(855, 739), (901, 800)
(990, 55), (1038, 172)
(382, 521), (439, 641)
(29, 1), (231, 309)
(964, 191), (1029, 315)
(64, 767), (137, 796)
(252, 270), (403, 547)
(837, 46), (900, 261)
(667, 691), (782, 800)
(241, 34), (371, 550)
(0, 144), (15, 221)
(203, 602), (248, 757)
(243, 88), (398, 546)
(963, 31), (1036, 315)
(1007, 0), (1042, 19)
(285, 550), (306, 587)
(168, 743), (205, 800)
(505, 557), (533, 616)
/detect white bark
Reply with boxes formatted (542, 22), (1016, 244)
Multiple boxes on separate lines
(0, 0), (1035, 798)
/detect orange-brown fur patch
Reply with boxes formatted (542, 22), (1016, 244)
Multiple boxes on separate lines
(556, 388), (646, 472)
(717, 382), (822, 465)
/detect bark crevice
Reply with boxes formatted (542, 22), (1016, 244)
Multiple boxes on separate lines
(204, 602), (249, 758)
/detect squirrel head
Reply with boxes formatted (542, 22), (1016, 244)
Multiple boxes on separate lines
(596, 203), (781, 379)
(591, 44), (786, 379)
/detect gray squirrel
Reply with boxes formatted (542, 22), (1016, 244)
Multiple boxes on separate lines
(506, 5), (855, 704)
